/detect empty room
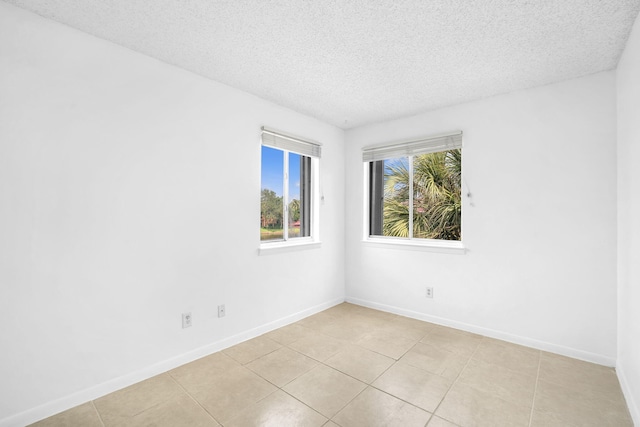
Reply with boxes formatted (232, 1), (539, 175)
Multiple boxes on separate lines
(1, 1), (639, 426)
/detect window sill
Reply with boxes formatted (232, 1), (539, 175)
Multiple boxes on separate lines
(258, 240), (322, 255)
(362, 237), (466, 254)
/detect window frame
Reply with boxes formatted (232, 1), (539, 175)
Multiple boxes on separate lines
(259, 127), (321, 252)
(362, 132), (466, 253)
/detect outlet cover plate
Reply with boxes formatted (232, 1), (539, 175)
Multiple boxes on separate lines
(182, 312), (192, 328)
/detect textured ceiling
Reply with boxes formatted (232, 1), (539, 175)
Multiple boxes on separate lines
(4, 0), (640, 128)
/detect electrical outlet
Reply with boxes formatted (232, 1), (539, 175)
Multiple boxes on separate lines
(182, 312), (192, 328)
(426, 287), (434, 298)
(218, 304), (226, 318)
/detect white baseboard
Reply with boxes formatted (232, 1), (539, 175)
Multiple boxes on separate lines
(617, 363), (640, 426)
(346, 296), (617, 367)
(0, 297), (344, 427)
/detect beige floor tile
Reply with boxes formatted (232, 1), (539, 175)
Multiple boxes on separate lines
(94, 374), (183, 426)
(170, 352), (241, 393)
(372, 362), (451, 412)
(533, 379), (633, 427)
(29, 402), (103, 427)
(265, 323), (314, 345)
(421, 326), (482, 357)
(29, 304), (636, 427)
(324, 345), (395, 383)
(315, 317), (373, 342)
(287, 332), (347, 361)
(223, 335), (282, 365)
(246, 346), (318, 387)
(427, 416), (460, 427)
(283, 365), (366, 418)
(457, 359), (536, 407)
(473, 338), (540, 376)
(529, 410), (572, 427)
(123, 393), (219, 427)
(225, 390), (326, 427)
(296, 311), (341, 330)
(333, 386), (431, 427)
(352, 306), (398, 322)
(385, 316), (432, 341)
(323, 302), (362, 316)
(399, 342), (469, 380)
(538, 352), (621, 396)
(181, 365), (277, 423)
(436, 382), (530, 427)
(389, 315), (433, 332)
(356, 329), (417, 360)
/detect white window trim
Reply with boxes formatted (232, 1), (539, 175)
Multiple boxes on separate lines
(258, 240), (322, 255)
(259, 128), (321, 253)
(363, 235), (466, 254)
(361, 134), (466, 254)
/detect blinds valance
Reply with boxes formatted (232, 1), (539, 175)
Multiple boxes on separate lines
(261, 127), (322, 158)
(362, 131), (462, 162)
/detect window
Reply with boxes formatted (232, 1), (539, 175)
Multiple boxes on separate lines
(365, 132), (462, 242)
(260, 127), (320, 244)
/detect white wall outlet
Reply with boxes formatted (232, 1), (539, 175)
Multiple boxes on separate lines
(426, 287), (434, 298)
(182, 312), (192, 328)
(218, 304), (225, 318)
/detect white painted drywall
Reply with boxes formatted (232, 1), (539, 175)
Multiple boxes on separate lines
(617, 9), (640, 425)
(0, 3), (344, 425)
(345, 72), (618, 364)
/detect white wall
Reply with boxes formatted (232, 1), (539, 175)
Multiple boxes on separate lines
(345, 72), (618, 364)
(0, 3), (344, 425)
(617, 9), (640, 425)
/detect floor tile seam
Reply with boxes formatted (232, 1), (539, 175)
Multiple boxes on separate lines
(529, 349), (542, 427)
(246, 358), (318, 389)
(426, 339), (481, 424)
(221, 388), (282, 426)
(537, 373), (626, 395)
(355, 338), (418, 361)
(281, 342), (328, 364)
(326, 384), (371, 425)
(467, 353), (541, 380)
(95, 374), (187, 420)
(90, 400), (107, 427)
(423, 415), (464, 427)
(278, 323), (319, 347)
(340, 342), (405, 385)
(453, 372), (537, 410)
(365, 378), (437, 414)
(355, 384), (435, 417)
(223, 345), (284, 366)
(277, 387), (333, 422)
(398, 342), (473, 379)
(311, 358), (375, 390)
(166, 369), (224, 426)
(534, 376), (630, 405)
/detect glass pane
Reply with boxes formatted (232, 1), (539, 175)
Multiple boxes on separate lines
(288, 152), (301, 238)
(382, 157), (410, 237)
(260, 146), (284, 241)
(413, 149), (462, 240)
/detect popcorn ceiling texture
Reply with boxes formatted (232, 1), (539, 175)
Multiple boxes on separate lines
(4, 0), (640, 128)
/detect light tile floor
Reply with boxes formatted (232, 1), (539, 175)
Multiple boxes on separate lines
(31, 303), (633, 427)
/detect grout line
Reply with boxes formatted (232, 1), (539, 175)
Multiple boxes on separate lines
(278, 386), (335, 423)
(424, 335), (483, 425)
(90, 400), (106, 427)
(167, 370), (224, 426)
(527, 350), (542, 427)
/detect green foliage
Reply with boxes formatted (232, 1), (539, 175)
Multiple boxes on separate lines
(288, 199), (300, 222)
(383, 149), (461, 240)
(260, 189), (282, 229)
